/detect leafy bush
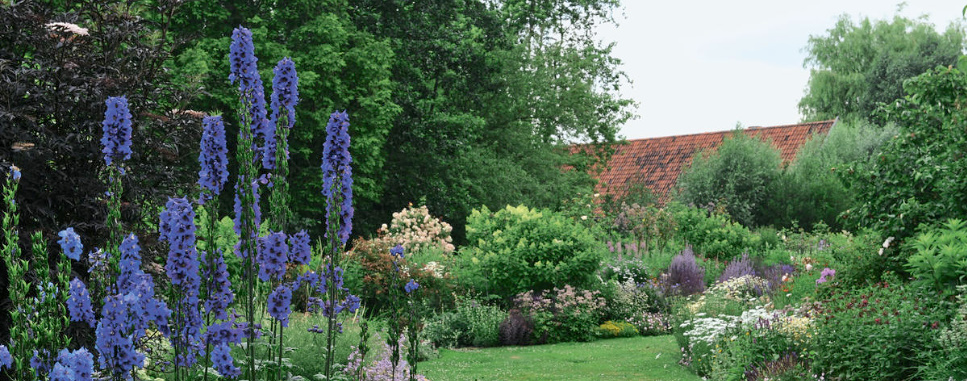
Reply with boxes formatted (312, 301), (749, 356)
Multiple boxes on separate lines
(422, 300), (506, 348)
(596, 320), (638, 338)
(674, 132), (782, 228)
(458, 205), (603, 301)
(922, 285), (967, 380)
(513, 285), (606, 344)
(907, 219), (967, 290)
(669, 203), (759, 261)
(596, 278), (657, 323)
(661, 247), (706, 297)
(805, 281), (952, 380)
(833, 230), (905, 288)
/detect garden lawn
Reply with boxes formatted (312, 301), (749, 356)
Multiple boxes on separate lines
(420, 335), (700, 381)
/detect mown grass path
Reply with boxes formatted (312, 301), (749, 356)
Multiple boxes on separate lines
(420, 335), (701, 380)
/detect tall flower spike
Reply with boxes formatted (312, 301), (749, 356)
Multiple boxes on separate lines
(100, 96), (133, 166)
(67, 278), (95, 328)
(320, 111), (353, 245)
(198, 116), (229, 204)
(271, 57), (299, 131)
(228, 26), (274, 169)
(257, 231), (289, 282)
(288, 230), (311, 266)
(267, 283), (293, 327)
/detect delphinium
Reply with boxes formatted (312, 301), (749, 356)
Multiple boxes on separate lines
(228, 26), (266, 379)
(100, 96), (133, 287)
(24, 229), (73, 379)
(1, 166), (32, 379)
(318, 110), (361, 378)
(382, 245), (424, 380)
(160, 197), (204, 379)
(268, 57), (299, 232)
(257, 230), (293, 380)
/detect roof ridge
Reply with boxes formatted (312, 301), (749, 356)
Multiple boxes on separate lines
(620, 119), (835, 142)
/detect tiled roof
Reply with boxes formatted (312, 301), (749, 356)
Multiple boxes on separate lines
(594, 119), (837, 203)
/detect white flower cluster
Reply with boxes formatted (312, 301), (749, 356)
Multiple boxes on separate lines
(45, 22), (89, 36)
(379, 205), (455, 254)
(710, 275), (770, 301)
(680, 316), (739, 345)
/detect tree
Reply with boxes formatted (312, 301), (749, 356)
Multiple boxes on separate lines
(674, 131), (782, 227)
(800, 13), (965, 121)
(842, 61), (967, 246)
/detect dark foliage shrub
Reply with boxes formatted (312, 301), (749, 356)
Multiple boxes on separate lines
(498, 309), (533, 346)
(663, 247), (706, 296)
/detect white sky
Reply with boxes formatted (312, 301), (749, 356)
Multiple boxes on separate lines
(599, 1), (965, 139)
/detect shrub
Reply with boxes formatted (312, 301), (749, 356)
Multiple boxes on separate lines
(422, 300), (506, 348)
(596, 278), (655, 322)
(907, 219), (967, 290)
(668, 202), (759, 261)
(922, 285), (967, 380)
(513, 285), (606, 344)
(597, 321), (638, 338)
(805, 281), (952, 380)
(498, 309), (533, 346)
(458, 205), (603, 301)
(662, 247), (706, 297)
(378, 204), (455, 255)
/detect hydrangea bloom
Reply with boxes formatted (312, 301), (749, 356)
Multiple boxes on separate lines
(320, 111), (353, 245)
(267, 284), (293, 327)
(68, 278), (96, 327)
(405, 279), (420, 294)
(211, 343), (241, 378)
(228, 26), (274, 169)
(198, 116), (229, 204)
(288, 230), (311, 265)
(100, 96), (133, 166)
(57, 227), (83, 261)
(257, 231), (289, 282)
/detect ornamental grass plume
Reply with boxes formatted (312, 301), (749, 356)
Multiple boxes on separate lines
(101, 96), (133, 166)
(198, 116), (229, 204)
(228, 26), (274, 169)
(321, 111), (353, 245)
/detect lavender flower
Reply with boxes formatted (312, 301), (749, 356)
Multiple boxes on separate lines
(228, 26), (273, 169)
(267, 284), (293, 327)
(320, 111), (353, 245)
(664, 247), (706, 296)
(288, 230), (311, 265)
(257, 231), (289, 281)
(405, 279), (419, 294)
(717, 253), (755, 283)
(68, 278), (96, 327)
(100, 96), (133, 166)
(198, 116), (229, 204)
(0, 345), (11, 370)
(57, 227), (83, 261)
(211, 343), (240, 378)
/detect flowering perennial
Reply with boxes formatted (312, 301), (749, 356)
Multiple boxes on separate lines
(198, 116), (229, 204)
(257, 231), (289, 281)
(267, 284), (293, 327)
(202, 249), (234, 320)
(228, 26), (274, 169)
(288, 230), (311, 265)
(67, 278), (95, 328)
(57, 227), (83, 261)
(100, 96), (133, 166)
(321, 111), (353, 245)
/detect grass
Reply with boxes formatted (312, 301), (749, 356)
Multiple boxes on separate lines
(419, 335), (701, 381)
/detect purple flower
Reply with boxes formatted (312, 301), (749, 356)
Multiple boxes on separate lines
(390, 244), (404, 259)
(160, 197), (201, 294)
(49, 363), (74, 381)
(11, 167), (20, 182)
(68, 278), (96, 327)
(232, 177), (262, 258)
(717, 253), (755, 283)
(405, 279), (420, 294)
(267, 284), (293, 327)
(257, 231), (289, 282)
(663, 247), (706, 296)
(198, 116), (229, 204)
(211, 343), (240, 378)
(288, 230), (311, 265)
(96, 295), (145, 374)
(817, 267), (836, 284)
(203, 249), (234, 320)
(55, 348), (94, 381)
(228, 26), (273, 170)
(0, 345), (11, 370)
(100, 96), (133, 166)
(57, 227), (83, 261)
(271, 57), (299, 131)
(320, 111), (353, 245)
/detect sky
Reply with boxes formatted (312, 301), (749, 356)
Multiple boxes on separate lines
(598, 1), (965, 140)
